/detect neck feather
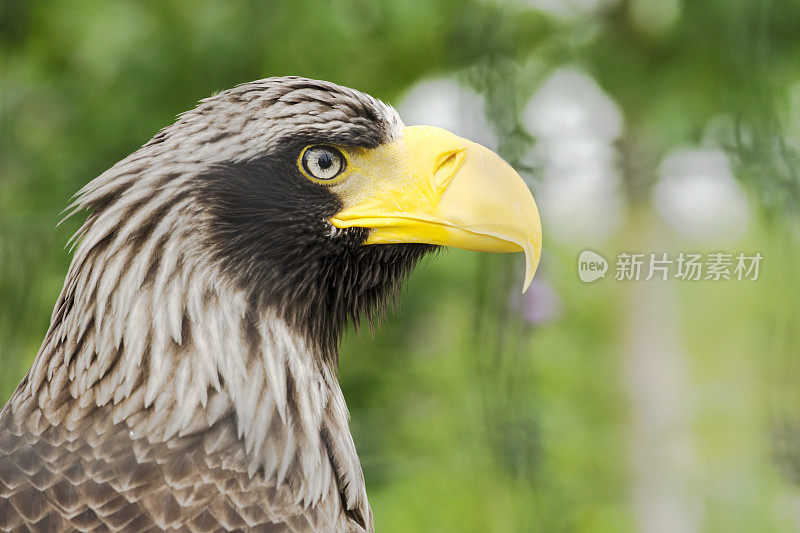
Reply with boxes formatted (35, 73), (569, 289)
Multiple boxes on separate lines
(20, 205), (369, 516)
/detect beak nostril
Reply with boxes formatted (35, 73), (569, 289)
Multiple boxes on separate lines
(433, 148), (466, 199)
(437, 151), (459, 174)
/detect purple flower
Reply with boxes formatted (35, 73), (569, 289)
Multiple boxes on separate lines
(514, 278), (562, 326)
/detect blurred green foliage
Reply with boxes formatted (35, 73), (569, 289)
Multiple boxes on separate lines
(3, 1), (800, 531)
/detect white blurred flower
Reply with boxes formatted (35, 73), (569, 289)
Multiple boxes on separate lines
(524, 69), (623, 142)
(523, 67), (625, 244)
(397, 77), (498, 149)
(655, 148), (751, 243)
(538, 171), (624, 243)
(534, 140), (618, 174)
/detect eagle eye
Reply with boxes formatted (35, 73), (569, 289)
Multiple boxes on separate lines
(301, 146), (345, 181)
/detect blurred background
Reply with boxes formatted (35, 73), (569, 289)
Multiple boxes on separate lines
(2, 0), (800, 531)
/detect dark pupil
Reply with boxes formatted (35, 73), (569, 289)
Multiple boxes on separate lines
(317, 151), (333, 170)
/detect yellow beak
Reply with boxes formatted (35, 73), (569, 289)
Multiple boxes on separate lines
(330, 126), (542, 292)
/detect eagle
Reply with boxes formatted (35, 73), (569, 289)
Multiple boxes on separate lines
(0, 77), (541, 532)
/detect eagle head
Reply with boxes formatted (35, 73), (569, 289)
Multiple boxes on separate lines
(5, 77), (541, 532)
(69, 76), (541, 363)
